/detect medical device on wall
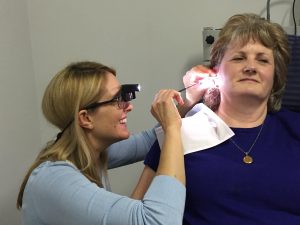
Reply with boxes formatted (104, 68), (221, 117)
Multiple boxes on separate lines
(202, 27), (221, 65)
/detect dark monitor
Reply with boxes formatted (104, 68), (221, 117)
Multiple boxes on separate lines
(281, 35), (300, 112)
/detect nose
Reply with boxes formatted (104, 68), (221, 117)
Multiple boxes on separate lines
(243, 58), (257, 75)
(243, 65), (257, 74)
(124, 102), (133, 112)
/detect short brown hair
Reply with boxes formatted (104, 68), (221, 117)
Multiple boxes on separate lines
(210, 13), (290, 112)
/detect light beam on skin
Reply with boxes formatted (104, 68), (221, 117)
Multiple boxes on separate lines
(187, 70), (219, 90)
(177, 68), (221, 110)
(179, 71), (214, 92)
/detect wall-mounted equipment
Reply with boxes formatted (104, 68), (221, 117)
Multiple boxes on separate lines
(202, 27), (221, 64)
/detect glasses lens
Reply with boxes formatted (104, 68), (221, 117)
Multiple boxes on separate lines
(117, 98), (130, 109)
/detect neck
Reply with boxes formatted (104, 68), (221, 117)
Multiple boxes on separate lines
(85, 131), (111, 164)
(216, 97), (267, 128)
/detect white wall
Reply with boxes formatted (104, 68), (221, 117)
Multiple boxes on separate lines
(1, 0), (298, 224)
(0, 0), (41, 224)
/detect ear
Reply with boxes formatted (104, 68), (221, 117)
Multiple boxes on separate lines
(212, 66), (219, 75)
(78, 110), (94, 129)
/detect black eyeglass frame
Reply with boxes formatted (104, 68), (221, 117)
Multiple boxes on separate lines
(83, 84), (140, 110)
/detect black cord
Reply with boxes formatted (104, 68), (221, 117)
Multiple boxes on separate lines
(266, 0), (271, 21)
(292, 0), (297, 35)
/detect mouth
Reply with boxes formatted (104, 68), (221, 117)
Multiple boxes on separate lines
(120, 118), (127, 124)
(239, 78), (259, 83)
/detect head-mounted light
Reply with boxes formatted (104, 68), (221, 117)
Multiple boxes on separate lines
(82, 84), (141, 110)
(120, 84), (141, 102)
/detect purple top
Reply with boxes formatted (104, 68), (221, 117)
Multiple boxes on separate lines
(145, 108), (300, 225)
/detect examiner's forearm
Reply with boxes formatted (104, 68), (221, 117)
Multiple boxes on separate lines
(156, 129), (185, 185)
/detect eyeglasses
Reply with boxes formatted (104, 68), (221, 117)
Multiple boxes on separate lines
(83, 95), (129, 110)
(83, 84), (140, 110)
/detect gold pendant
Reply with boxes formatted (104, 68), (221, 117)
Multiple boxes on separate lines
(243, 155), (253, 164)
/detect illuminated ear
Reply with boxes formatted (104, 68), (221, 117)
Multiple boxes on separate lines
(78, 110), (94, 129)
(212, 66), (219, 74)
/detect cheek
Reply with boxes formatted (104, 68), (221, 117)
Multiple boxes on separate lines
(268, 76), (275, 93)
(264, 68), (275, 88)
(216, 70), (231, 89)
(217, 63), (236, 79)
(99, 112), (118, 126)
(93, 110), (114, 128)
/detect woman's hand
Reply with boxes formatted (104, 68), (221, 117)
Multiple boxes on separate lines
(151, 89), (184, 131)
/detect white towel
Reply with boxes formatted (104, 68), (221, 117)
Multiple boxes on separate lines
(155, 103), (234, 155)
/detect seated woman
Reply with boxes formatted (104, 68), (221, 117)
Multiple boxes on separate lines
(134, 13), (300, 225)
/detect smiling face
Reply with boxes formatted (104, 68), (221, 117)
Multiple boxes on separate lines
(84, 73), (133, 148)
(216, 39), (275, 105)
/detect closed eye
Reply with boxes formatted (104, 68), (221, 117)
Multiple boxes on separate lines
(258, 59), (269, 64)
(232, 57), (244, 61)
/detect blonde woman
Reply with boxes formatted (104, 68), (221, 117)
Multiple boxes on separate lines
(17, 61), (186, 225)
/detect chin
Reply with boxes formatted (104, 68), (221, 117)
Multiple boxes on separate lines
(117, 131), (131, 141)
(122, 132), (131, 139)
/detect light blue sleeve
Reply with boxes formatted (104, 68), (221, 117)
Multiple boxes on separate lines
(22, 161), (185, 225)
(107, 128), (157, 169)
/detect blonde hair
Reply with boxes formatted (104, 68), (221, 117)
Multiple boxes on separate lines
(17, 61), (116, 209)
(208, 13), (290, 112)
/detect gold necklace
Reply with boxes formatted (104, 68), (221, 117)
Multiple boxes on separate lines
(230, 122), (264, 164)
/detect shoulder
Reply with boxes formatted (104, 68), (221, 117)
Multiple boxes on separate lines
(30, 160), (79, 177)
(268, 107), (300, 135)
(23, 161), (99, 217)
(25, 161), (89, 195)
(270, 107), (300, 123)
